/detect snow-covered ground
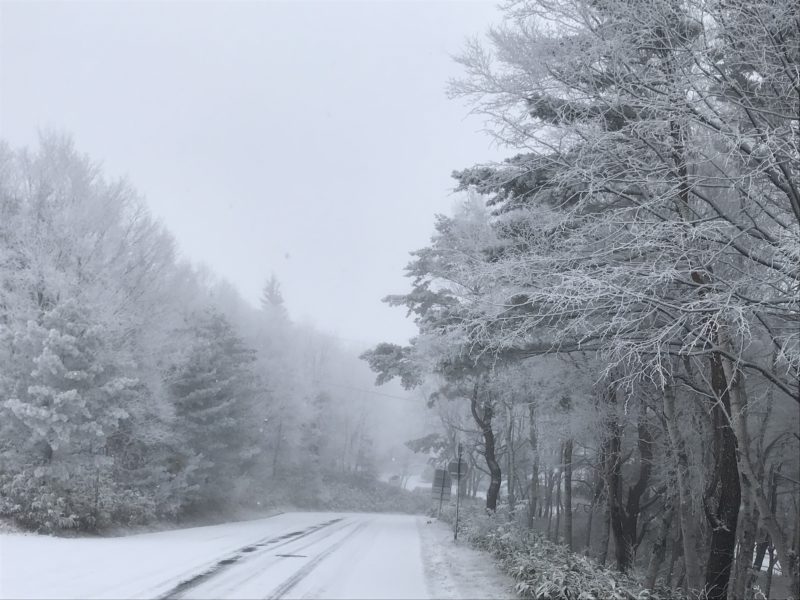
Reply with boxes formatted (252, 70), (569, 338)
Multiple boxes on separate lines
(419, 518), (517, 599)
(402, 474), (427, 491)
(0, 512), (515, 599)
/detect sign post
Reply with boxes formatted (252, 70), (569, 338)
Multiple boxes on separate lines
(454, 443), (463, 541)
(432, 468), (451, 518)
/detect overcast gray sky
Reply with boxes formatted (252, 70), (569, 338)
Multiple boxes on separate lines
(0, 0), (506, 347)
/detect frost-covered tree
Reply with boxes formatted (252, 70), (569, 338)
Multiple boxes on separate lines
(0, 136), (182, 531)
(0, 298), (170, 530)
(165, 308), (261, 512)
(1, 133), (426, 531)
(442, 0), (799, 595)
(362, 195), (513, 511)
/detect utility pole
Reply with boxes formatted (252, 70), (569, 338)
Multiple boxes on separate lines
(438, 469), (445, 518)
(454, 442), (463, 542)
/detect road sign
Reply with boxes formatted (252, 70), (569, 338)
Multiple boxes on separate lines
(432, 468), (452, 518)
(432, 468), (451, 500)
(448, 459), (467, 478)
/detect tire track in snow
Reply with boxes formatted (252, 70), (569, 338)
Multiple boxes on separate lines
(190, 518), (362, 598)
(265, 520), (369, 600)
(159, 518), (343, 599)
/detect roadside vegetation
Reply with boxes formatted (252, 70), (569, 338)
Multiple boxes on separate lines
(0, 137), (423, 534)
(364, 1), (800, 598)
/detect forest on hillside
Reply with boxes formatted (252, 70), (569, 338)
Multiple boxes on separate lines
(0, 135), (426, 534)
(362, 1), (800, 599)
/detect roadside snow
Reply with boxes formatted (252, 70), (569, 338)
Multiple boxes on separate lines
(0, 512), (335, 599)
(418, 517), (517, 599)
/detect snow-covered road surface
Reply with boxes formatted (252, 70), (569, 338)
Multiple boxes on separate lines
(0, 512), (516, 599)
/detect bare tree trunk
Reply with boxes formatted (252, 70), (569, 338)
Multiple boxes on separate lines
(585, 451), (605, 555)
(599, 504), (611, 567)
(663, 383), (704, 592)
(528, 468), (539, 528)
(702, 351), (742, 600)
(667, 96), (739, 599)
(752, 465), (786, 600)
(666, 531), (682, 589)
(564, 438), (574, 551)
(719, 343), (800, 600)
(545, 469), (554, 538)
(272, 418), (283, 478)
(470, 380), (501, 512)
(527, 402), (540, 529)
(794, 507), (800, 600)
(645, 503), (674, 590)
(732, 485), (758, 600)
(676, 567), (687, 597)
(554, 465), (562, 543)
(751, 467), (779, 591)
(752, 533), (768, 581)
(92, 467), (100, 532)
(605, 387), (653, 574)
(506, 402), (515, 515)
(765, 546), (777, 599)
(604, 389), (627, 570)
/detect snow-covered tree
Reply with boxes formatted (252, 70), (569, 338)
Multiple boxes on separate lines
(443, 0), (799, 595)
(165, 308), (261, 512)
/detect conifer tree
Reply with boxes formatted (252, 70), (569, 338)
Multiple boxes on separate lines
(1, 299), (150, 530)
(165, 308), (260, 512)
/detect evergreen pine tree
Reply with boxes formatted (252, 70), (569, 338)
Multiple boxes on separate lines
(166, 308), (260, 512)
(0, 299), (150, 531)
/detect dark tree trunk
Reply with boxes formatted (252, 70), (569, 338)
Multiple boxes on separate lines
(554, 466), (562, 543)
(645, 503), (674, 590)
(765, 547), (778, 599)
(606, 420), (634, 572)
(733, 486), (758, 600)
(545, 470), (555, 537)
(585, 503), (595, 554)
(564, 438), (574, 550)
(666, 531), (682, 589)
(753, 535), (769, 576)
(470, 381), (501, 512)
(599, 504), (611, 567)
(585, 449), (606, 555)
(527, 401), (540, 529)
(663, 383), (704, 591)
(506, 404), (515, 514)
(605, 389), (653, 574)
(272, 418), (283, 478)
(702, 352), (741, 600)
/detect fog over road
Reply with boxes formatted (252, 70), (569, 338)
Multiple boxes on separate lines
(0, 512), (515, 599)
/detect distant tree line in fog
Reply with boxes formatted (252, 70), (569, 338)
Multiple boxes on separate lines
(0, 135), (403, 533)
(363, 1), (799, 599)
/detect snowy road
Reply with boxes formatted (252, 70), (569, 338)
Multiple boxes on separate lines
(0, 512), (515, 599)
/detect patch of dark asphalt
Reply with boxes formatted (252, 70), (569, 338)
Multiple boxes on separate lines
(278, 530), (303, 539)
(158, 518), (343, 599)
